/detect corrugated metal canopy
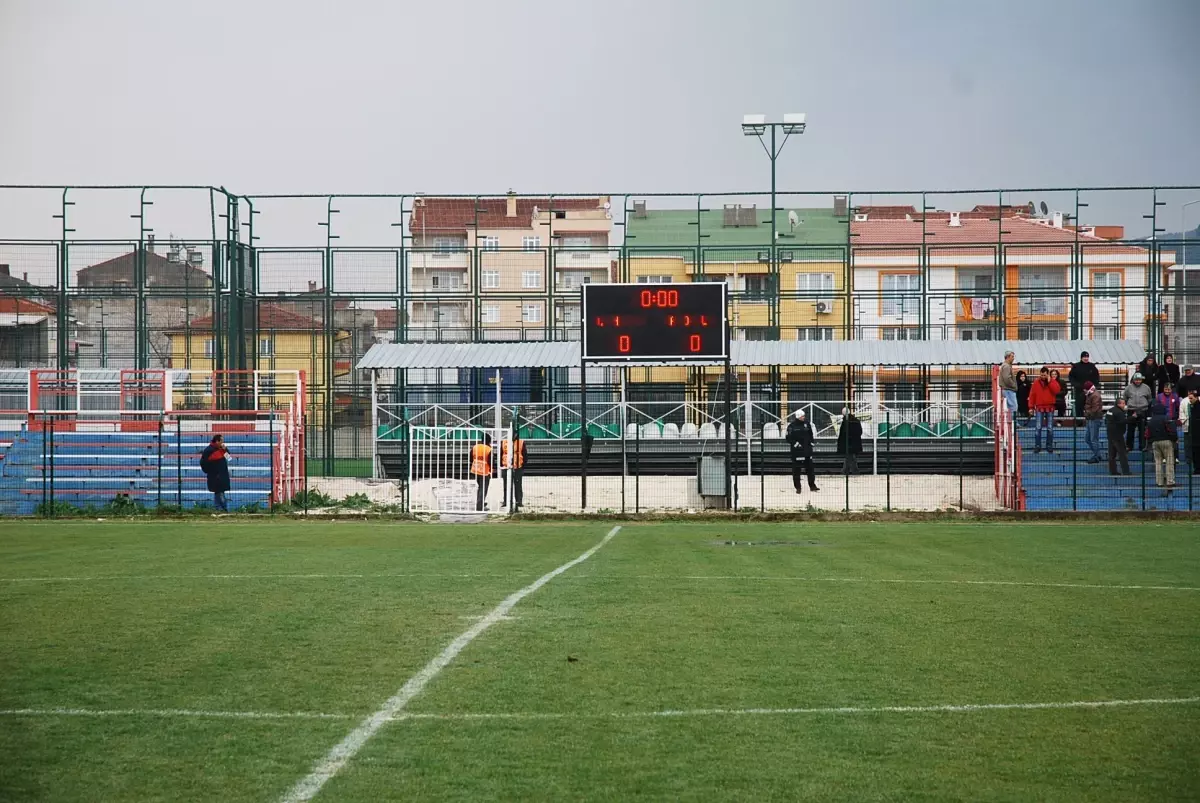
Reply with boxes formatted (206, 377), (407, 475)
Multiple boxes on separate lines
(357, 341), (580, 370)
(358, 339), (1147, 369)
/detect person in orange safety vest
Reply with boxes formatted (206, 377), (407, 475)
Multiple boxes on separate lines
(470, 434), (493, 511)
(500, 435), (528, 511)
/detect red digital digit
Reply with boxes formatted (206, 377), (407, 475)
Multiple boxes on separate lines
(640, 290), (652, 308)
(595, 317), (604, 327)
(667, 289), (679, 307)
(683, 314), (691, 326)
(689, 334), (702, 352)
(614, 316), (620, 327)
(668, 315), (676, 327)
(618, 335), (631, 353)
(700, 315), (709, 327)
(655, 289), (668, 307)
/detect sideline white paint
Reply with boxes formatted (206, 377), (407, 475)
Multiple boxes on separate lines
(3, 696), (1195, 725)
(0, 707), (353, 721)
(395, 696), (1200, 721)
(573, 575), (1200, 592)
(279, 525), (623, 803)
(4, 573), (1197, 592)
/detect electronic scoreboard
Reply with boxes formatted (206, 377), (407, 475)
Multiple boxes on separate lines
(581, 283), (728, 361)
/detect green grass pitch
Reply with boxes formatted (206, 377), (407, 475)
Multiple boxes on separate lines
(1, 519), (1198, 801)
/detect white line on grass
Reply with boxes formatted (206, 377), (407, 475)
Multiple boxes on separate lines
(394, 696), (1200, 722)
(0, 572), (530, 583)
(278, 525), (623, 803)
(573, 575), (1200, 592)
(3, 696), (1195, 725)
(0, 707), (354, 721)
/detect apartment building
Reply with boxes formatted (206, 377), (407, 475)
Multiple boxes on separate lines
(407, 193), (614, 341)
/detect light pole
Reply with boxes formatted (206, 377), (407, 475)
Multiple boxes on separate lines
(742, 113), (806, 334)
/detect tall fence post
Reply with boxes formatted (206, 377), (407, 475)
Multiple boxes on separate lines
(157, 414), (164, 510)
(634, 422), (640, 514)
(1071, 415), (1078, 512)
(885, 410), (892, 512)
(176, 419), (183, 509)
(759, 428), (765, 512)
(269, 410), (276, 514)
(958, 407), (965, 510)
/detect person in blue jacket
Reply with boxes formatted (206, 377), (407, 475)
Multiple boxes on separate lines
(200, 434), (233, 512)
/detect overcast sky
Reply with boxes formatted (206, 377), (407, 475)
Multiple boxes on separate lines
(1, 0), (1198, 246)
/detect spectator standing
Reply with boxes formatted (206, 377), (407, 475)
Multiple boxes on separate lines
(1137, 353), (1160, 393)
(1175, 364), (1200, 398)
(469, 434), (494, 511)
(1181, 390), (1198, 471)
(1156, 383), (1182, 423)
(836, 408), (863, 476)
(1051, 369), (1068, 417)
(785, 410), (819, 493)
(1145, 403), (1177, 490)
(1016, 371), (1032, 422)
(998, 351), (1017, 419)
(199, 434), (233, 512)
(1158, 353), (1181, 394)
(500, 432), (528, 512)
(1067, 351), (1100, 418)
(1123, 373), (1153, 451)
(1027, 367), (1060, 454)
(1081, 381), (1104, 464)
(1105, 399), (1130, 476)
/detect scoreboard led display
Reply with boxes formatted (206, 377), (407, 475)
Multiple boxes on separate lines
(582, 283), (728, 361)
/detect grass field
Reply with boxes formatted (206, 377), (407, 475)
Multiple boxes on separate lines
(1, 519), (1198, 802)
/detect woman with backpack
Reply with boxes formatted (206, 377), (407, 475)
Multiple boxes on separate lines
(200, 434), (234, 512)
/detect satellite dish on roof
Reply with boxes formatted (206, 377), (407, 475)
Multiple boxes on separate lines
(1039, 201), (1049, 216)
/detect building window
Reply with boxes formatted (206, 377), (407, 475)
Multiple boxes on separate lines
(882, 327), (920, 341)
(522, 304), (542, 323)
(881, 273), (920, 316)
(259, 337), (274, 357)
(562, 306), (581, 327)
(481, 270), (500, 289)
(522, 236), (541, 251)
(259, 375), (276, 396)
(203, 338), (214, 358)
(522, 271), (541, 289)
(796, 273), (835, 293)
(796, 327), (835, 341)
(433, 237), (464, 253)
(558, 272), (595, 291)
(744, 274), (773, 301)
(1017, 325), (1066, 341)
(1093, 271), (1121, 298)
(738, 327), (773, 341)
(1017, 268), (1067, 315)
(481, 305), (500, 324)
(480, 236), (500, 251)
(1092, 325), (1120, 340)
(959, 382), (991, 402)
(636, 275), (674, 284)
(430, 273), (462, 290)
(957, 270), (995, 293)
(959, 327), (999, 341)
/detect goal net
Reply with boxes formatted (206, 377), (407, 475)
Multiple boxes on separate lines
(408, 425), (512, 518)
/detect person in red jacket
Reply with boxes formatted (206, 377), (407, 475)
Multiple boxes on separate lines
(1027, 366), (1061, 454)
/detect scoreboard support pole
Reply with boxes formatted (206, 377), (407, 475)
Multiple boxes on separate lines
(724, 353), (733, 511)
(580, 354), (588, 510)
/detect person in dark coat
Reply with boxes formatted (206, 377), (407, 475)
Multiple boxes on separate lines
(1158, 353), (1181, 395)
(836, 408), (864, 476)
(785, 410), (819, 493)
(1067, 351), (1100, 417)
(1176, 364), (1200, 399)
(1015, 370), (1031, 422)
(1105, 398), (1130, 476)
(200, 434), (233, 512)
(1050, 369), (1068, 417)
(1137, 353), (1160, 394)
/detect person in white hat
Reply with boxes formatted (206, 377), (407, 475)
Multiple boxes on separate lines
(785, 409), (819, 493)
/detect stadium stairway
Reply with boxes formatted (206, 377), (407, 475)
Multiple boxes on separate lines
(0, 429), (276, 515)
(1016, 423), (1199, 512)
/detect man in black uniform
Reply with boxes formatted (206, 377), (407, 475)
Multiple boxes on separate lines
(785, 410), (819, 493)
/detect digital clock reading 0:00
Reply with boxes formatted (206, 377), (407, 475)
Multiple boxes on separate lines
(582, 283), (728, 360)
